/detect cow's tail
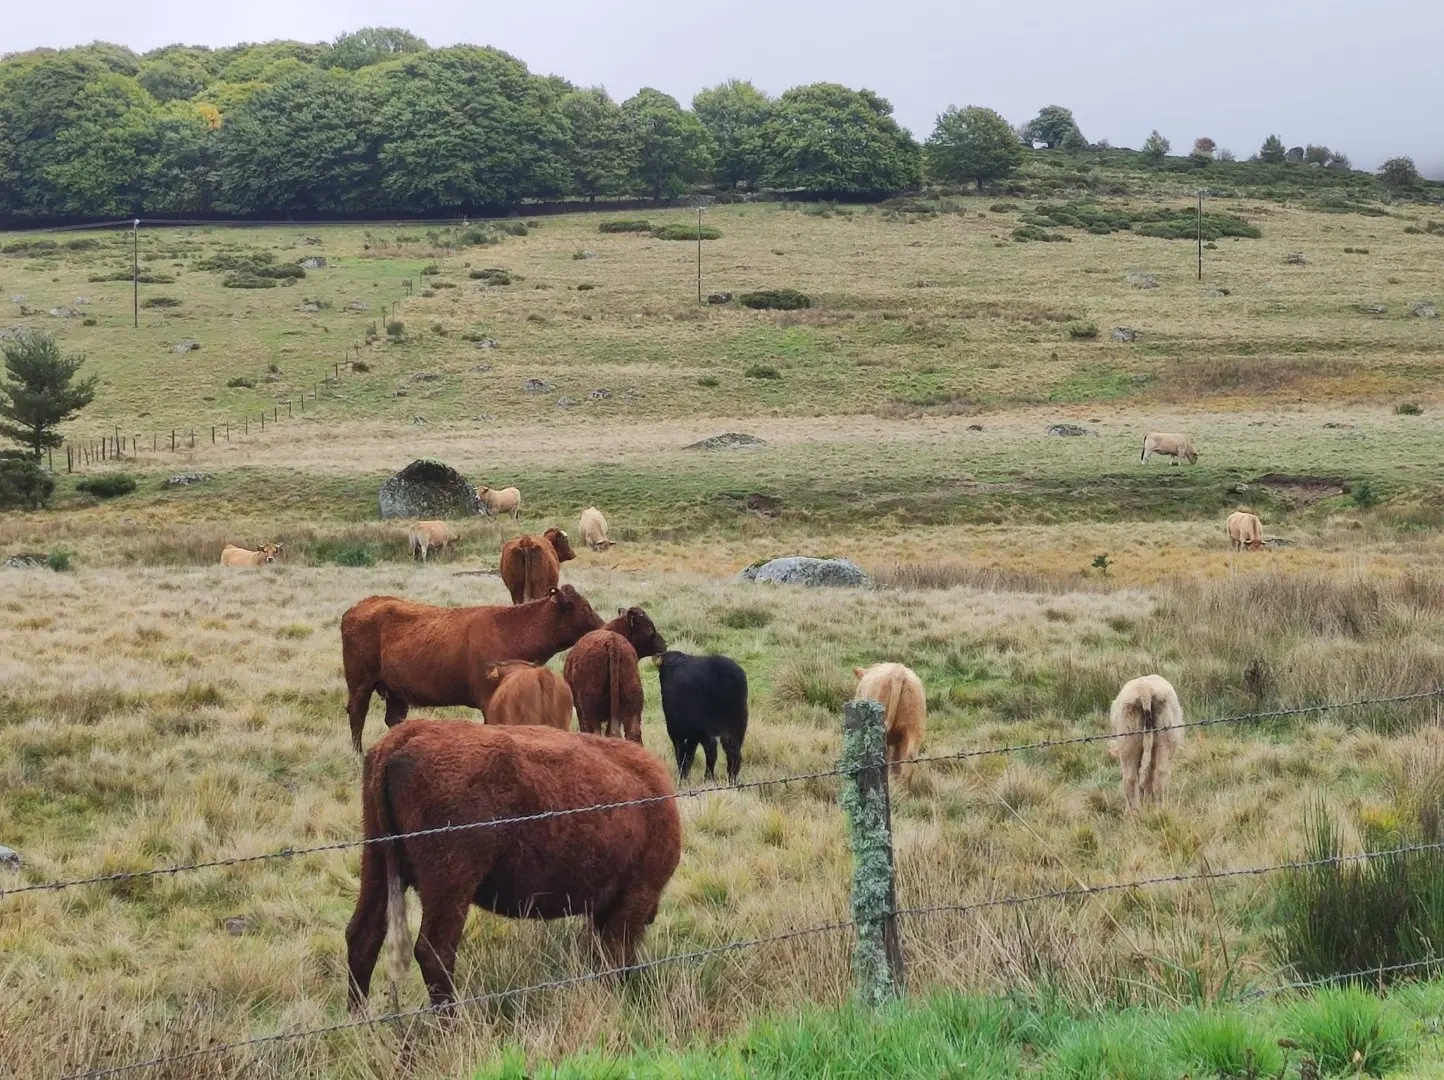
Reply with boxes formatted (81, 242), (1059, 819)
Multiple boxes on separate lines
(379, 760), (412, 992)
(1136, 696), (1158, 793)
(522, 540), (539, 602)
(1140, 435), (1148, 464)
(608, 637), (623, 738)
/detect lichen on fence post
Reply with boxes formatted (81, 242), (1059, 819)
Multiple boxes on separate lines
(839, 697), (905, 1006)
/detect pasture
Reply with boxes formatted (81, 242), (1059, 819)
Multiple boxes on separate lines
(3, 197), (1444, 1077)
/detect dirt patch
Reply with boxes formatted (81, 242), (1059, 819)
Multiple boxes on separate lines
(1251, 473), (1351, 502)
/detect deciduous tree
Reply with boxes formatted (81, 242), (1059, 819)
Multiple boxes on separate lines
(924, 105), (1022, 190)
(760, 83), (920, 194)
(692, 79), (772, 189)
(621, 88), (712, 201)
(1022, 105), (1085, 150)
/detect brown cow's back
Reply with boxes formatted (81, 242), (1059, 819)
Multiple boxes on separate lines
(485, 662), (575, 730)
(565, 630), (644, 742)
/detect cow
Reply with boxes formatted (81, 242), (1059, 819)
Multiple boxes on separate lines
(345, 719), (681, 1011)
(408, 521), (458, 563)
(220, 543), (282, 567)
(1109, 674), (1185, 812)
(852, 663), (927, 790)
(477, 485), (522, 520)
(499, 528), (576, 605)
(655, 651), (748, 784)
(564, 608), (667, 743)
(483, 661), (575, 731)
(1226, 510), (1265, 552)
(1140, 432), (1199, 465)
(579, 506), (615, 551)
(340, 585), (603, 752)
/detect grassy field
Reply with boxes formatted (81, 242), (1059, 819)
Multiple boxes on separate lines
(3, 193), (1444, 1078)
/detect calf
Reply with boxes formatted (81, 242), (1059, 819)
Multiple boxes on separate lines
(656, 651), (748, 783)
(408, 521), (458, 562)
(484, 661), (575, 731)
(346, 719), (681, 1011)
(340, 585), (602, 751)
(499, 528), (577, 605)
(564, 608), (667, 743)
(852, 663), (927, 789)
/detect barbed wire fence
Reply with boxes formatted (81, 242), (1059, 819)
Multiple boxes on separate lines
(3, 688), (1442, 1079)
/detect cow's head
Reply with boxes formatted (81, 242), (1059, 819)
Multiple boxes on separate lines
(852, 666), (867, 681)
(615, 606), (666, 659)
(258, 542), (283, 557)
(591, 537), (616, 551)
(544, 528), (577, 563)
(1183, 448), (1199, 464)
(548, 585), (603, 635)
(1248, 537), (1266, 551)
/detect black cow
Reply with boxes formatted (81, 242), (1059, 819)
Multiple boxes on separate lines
(655, 651), (748, 784)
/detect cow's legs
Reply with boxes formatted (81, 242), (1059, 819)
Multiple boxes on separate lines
(344, 844), (389, 1011)
(621, 711), (642, 744)
(593, 888), (661, 971)
(701, 736), (719, 781)
(720, 734), (743, 784)
(347, 685), (375, 753)
(674, 739), (697, 783)
(413, 887), (471, 1010)
(1117, 735), (1145, 812)
(384, 693), (410, 728)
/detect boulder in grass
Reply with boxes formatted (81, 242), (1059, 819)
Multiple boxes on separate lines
(378, 459), (481, 520)
(739, 556), (870, 588)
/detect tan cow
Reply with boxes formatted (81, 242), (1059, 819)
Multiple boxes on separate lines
(220, 543), (282, 567)
(1109, 674), (1184, 812)
(1141, 432), (1198, 465)
(408, 520), (458, 562)
(579, 506), (614, 551)
(478, 485), (522, 519)
(484, 661), (575, 731)
(1226, 510), (1264, 552)
(852, 663), (927, 789)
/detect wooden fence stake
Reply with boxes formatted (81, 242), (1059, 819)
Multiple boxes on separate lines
(840, 697), (905, 1005)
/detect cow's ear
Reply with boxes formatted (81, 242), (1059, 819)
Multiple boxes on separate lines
(487, 666), (499, 680)
(853, 667), (866, 680)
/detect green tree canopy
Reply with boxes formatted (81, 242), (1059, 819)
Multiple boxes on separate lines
(760, 83), (920, 195)
(1022, 105), (1085, 150)
(560, 88), (633, 198)
(924, 105), (1022, 190)
(0, 333), (97, 459)
(1259, 134), (1286, 164)
(137, 56), (209, 103)
(1379, 156), (1421, 192)
(621, 88), (713, 201)
(692, 79), (772, 189)
(1142, 130), (1170, 159)
(327, 27), (428, 71)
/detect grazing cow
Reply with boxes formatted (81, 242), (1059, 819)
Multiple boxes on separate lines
(852, 663), (927, 789)
(340, 585), (603, 751)
(1226, 510), (1265, 552)
(1109, 674), (1184, 811)
(499, 528), (576, 605)
(564, 608), (668, 743)
(484, 661), (575, 731)
(579, 506), (615, 551)
(346, 719), (681, 1011)
(478, 485), (522, 519)
(656, 651), (748, 783)
(1140, 432), (1199, 465)
(220, 543), (282, 567)
(408, 520), (458, 563)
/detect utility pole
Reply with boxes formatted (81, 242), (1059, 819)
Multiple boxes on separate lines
(697, 207), (704, 303)
(132, 218), (140, 327)
(1196, 191), (1203, 282)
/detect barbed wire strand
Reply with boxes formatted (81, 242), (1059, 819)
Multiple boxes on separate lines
(1243, 956), (1444, 1000)
(58, 919), (855, 1080)
(6, 688), (1440, 901)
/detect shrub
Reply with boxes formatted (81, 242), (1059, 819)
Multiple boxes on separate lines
(82, 318), (97, 326)
(739, 288), (812, 311)
(141, 295), (181, 308)
(222, 273), (277, 289)
(87, 271), (176, 284)
(598, 219), (652, 233)
(469, 268), (513, 285)
(419, 264), (441, 276)
(989, 202), (1021, 213)
(576, 283), (596, 291)
(501, 221), (529, 236)
(1012, 225), (1070, 242)
(1395, 402), (1423, 415)
(226, 376), (256, 389)
(456, 227), (494, 246)
(697, 375), (720, 388)
(46, 549), (73, 572)
(352, 360), (371, 373)
(76, 473), (137, 499)
(330, 545), (376, 567)
(1353, 481), (1379, 508)
(745, 363), (782, 379)
(1066, 321), (1099, 339)
(652, 224), (722, 241)
(0, 456), (55, 509)
(64, 238), (101, 251)
(385, 321), (405, 339)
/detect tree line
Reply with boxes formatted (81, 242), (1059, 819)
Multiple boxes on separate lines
(2, 30), (1430, 222)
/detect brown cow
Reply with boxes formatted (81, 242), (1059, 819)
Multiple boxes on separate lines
(852, 663), (927, 789)
(341, 585), (603, 751)
(564, 608), (668, 743)
(345, 719), (681, 1011)
(484, 661), (575, 730)
(499, 528), (576, 605)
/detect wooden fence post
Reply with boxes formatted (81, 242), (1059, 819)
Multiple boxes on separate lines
(840, 698), (905, 1006)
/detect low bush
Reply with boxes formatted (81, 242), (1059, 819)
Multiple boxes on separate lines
(87, 271), (176, 284)
(76, 473), (137, 499)
(141, 296), (181, 308)
(46, 549), (73, 572)
(745, 363), (782, 379)
(385, 321), (405, 339)
(1021, 200), (1262, 240)
(226, 376), (256, 389)
(652, 224), (722, 240)
(351, 360), (371, 373)
(222, 273), (277, 289)
(469, 268), (513, 285)
(576, 283), (596, 291)
(1066, 321), (1100, 339)
(697, 375), (720, 388)
(327, 544), (376, 567)
(419, 264), (441, 276)
(64, 238), (101, 251)
(989, 202), (1022, 213)
(0, 456), (54, 510)
(1395, 402), (1423, 415)
(739, 288), (812, 311)
(501, 221), (529, 236)
(1012, 225), (1071, 243)
(1344, 246), (1370, 254)
(598, 219), (652, 233)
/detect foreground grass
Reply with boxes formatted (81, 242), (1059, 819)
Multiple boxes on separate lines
(479, 982), (1444, 1079)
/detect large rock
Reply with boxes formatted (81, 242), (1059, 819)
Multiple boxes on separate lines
(3, 553), (50, 569)
(378, 460), (480, 520)
(685, 432), (766, 451)
(739, 556), (870, 588)
(0, 843), (20, 867)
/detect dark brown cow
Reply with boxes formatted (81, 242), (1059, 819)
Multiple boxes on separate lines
(563, 608), (667, 743)
(345, 719), (682, 1010)
(484, 661), (575, 730)
(341, 585), (602, 751)
(499, 528), (577, 605)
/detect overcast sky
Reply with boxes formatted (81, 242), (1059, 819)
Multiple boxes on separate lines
(5, 0), (1442, 176)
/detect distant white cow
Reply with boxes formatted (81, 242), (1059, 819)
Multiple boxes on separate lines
(1109, 674), (1184, 811)
(578, 506), (615, 551)
(478, 485), (522, 519)
(409, 520), (459, 562)
(1140, 432), (1198, 465)
(1226, 510), (1264, 552)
